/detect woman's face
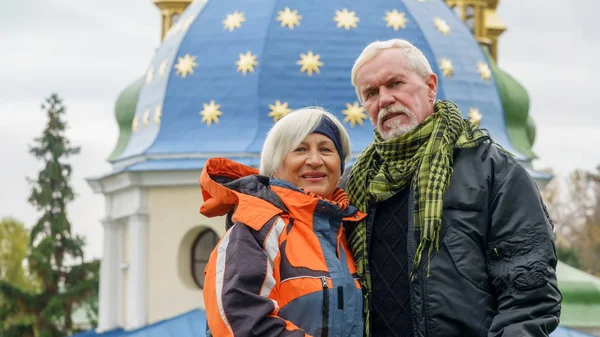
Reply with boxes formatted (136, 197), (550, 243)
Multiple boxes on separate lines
(277, 133), (341, 199)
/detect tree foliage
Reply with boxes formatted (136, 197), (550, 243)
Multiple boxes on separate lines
(0, 218), (36, 291)
(0, 94), (100, 337)
(542, 166), (600, 276)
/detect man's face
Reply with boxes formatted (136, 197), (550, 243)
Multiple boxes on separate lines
(356, 48), (438, 140)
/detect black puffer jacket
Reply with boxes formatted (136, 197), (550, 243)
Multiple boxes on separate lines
(349, 143), (562, 337)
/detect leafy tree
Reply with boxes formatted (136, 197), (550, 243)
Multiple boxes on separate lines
(0, 218), (36, 290)
(555, 245), (582, 269)
(0, 94), (100, 337)
(542, 166), (600, 276)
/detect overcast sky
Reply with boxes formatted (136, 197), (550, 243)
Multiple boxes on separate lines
(1, 0), (598, 259)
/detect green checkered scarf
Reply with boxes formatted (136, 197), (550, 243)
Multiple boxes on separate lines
(346, 100), (488, 299)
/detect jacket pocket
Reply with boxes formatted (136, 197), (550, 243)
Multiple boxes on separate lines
(443, 225), (490, 292)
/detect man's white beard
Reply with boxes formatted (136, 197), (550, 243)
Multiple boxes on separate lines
(375, 105), (419, 141)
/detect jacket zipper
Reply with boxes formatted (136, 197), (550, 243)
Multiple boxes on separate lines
(321, 276), (329, 337)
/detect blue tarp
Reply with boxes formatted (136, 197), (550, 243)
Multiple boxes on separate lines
(73, 308), (597, 337)
(552, 326), (599, 337)
(71, 309), (206, 337)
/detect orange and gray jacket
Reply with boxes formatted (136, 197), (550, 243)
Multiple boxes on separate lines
(200, 158), (366, 337)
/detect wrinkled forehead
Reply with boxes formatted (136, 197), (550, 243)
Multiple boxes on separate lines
(358, 67), (409, 91)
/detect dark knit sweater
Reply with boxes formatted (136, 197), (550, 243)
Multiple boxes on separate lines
(369, 187), (414, 337)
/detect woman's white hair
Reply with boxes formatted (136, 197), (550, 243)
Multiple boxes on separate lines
(351, 39), (434, 102)
(260, 107), (351, 177)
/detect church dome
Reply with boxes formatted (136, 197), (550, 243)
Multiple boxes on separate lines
(108, 77), (144, 161)
(112, 0), (529, 171)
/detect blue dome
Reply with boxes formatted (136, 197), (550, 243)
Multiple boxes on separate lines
(114, 0), (524, 170)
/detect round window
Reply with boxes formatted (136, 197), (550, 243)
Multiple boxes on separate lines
(191, 229), (220, 289)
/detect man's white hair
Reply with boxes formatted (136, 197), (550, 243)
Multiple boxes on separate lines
(351, 39), (434, 102)
(260, 107), (351, 177)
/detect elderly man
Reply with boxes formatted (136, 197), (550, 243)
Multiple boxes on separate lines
(344, 38), (561, 337)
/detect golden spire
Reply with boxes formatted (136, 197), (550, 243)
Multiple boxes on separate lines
(483, 0), (506, 62)
(153, 0), (193, 41)
(444, 0), (506, 62)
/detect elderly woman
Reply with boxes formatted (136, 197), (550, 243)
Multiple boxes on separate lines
(200, 107), (365, 337)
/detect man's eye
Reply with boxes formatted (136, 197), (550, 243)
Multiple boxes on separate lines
(366, 90), (377, 98)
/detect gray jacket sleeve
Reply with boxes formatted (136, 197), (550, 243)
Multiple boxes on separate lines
(486, 161), (562, 337)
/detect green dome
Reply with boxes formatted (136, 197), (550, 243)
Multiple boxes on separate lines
(484, 49), (537, 159)
(557, 261), (600, 328)
(108, 77), (144, 161)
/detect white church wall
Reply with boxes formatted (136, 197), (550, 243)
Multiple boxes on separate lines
(146, 184), (226, 325)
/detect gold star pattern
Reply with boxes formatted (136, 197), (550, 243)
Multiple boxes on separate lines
(433, 17), (451, 35)
(142, 109), (151, 127)
(277, 7), (302, 30)
(158, 60), (169, 78)
(469, 107), (482, 125)
(342, 102), (367, 127)
(146, 66), (154, 84)
(236, 51), (258, 76)
(132, 115), (139, 133)
(223, 11), (245, 32)
(333, 9), (359, 30)
(477, 61), (492, 81)
(383, 9), (408, 31)
(268, 100), (292, 122)
(439, 58), (454, 77)
(200, 100), (223, 126)
(297, 51), (323, 76)
(154, 105), (162, 124)
(174, 54), (198, 78)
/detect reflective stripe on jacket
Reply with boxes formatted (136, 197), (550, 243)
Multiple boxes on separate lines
(200, 157), (366, 337)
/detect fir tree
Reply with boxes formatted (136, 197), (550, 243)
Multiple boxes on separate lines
(0, 94), (99, 337)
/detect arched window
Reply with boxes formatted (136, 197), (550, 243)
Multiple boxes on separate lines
(191, 229), (220, 289)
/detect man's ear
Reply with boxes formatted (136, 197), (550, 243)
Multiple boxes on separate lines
(426, 73), (438, 103)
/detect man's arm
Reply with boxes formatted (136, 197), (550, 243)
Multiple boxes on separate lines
(486, 160), (562, 337)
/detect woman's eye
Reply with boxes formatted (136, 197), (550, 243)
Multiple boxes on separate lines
(294, 147), (307, 152)
(320, 147), (333, 152)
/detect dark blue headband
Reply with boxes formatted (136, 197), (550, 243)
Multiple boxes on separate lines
(312, 116), (345, 175)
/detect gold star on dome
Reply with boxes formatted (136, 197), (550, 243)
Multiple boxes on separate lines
(200, 100), (222, 126)
(146, 66), (154, 84)
(154, 105), (162, 124)
(277, 7), (302, 30)
(158, 60), (169, 78)
(342, 102), (367, 127)
(477, 61), (492, 81)
(297, 51), (323, 76)
(223, 11), (245, 32)
(433, 17), (451, 35)
(333, 9), (359, 30)
(132, 115), (139, 133)
(142, 109), (151, 127)
(383, 9), (408, 31)
(268, 100), (292, 122)
(174, 54), (197, 78)
(469, 107), (482, 125)
(236, 51), (258, 76)
(439, 58), (454, 77)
